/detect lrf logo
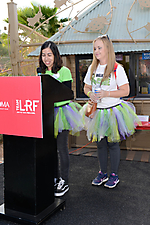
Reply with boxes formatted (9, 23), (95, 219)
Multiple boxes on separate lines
(16, 99), (40, 114)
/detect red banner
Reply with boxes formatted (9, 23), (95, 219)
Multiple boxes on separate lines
(0, 76), (43, 138)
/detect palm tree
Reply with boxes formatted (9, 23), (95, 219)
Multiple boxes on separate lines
(2, 2), (69, 76)
(4, 3), (69, 38)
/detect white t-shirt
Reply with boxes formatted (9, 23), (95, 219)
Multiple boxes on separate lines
(84, 63), (129, 108)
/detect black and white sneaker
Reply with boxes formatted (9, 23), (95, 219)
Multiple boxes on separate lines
(54, 178), (69, 197)
(54, 178), (60, 191)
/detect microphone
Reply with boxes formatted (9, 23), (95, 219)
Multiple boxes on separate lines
(37, 67), (42, 76)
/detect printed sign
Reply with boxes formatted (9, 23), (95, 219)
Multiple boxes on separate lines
(116, 54), (123, 61)
(0, 76), (43, 138)
(142, 53), (150, 60)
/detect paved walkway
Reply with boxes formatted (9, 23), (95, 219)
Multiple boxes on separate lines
(0, 141), (150, 224)
(69, 147), (150, 163)
(0, 141), (150, 163)
(0, 154), (150, 225)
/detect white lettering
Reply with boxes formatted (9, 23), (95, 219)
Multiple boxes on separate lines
(24, 100), (32, 111)
(33, 100), (39, 111)
(16, 99), (39, 113)
(19, 100), (25, 111)
(0, 101), (10, 108)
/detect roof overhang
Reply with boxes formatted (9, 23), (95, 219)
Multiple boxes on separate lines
(28, 39), (150, 56)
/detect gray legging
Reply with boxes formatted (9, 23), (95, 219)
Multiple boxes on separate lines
(97, 137), (120, 175)
(57, 130), (69, 183)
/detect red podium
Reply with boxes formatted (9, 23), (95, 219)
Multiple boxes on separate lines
(0, 75), (74, 224)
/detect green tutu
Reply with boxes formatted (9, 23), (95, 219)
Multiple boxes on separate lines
(54, 101), (84, 138)
(80, 100), (142, 143)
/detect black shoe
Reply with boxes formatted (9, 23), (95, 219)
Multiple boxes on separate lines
(54, 178), (60, 191)
(54, 178), (69, 197)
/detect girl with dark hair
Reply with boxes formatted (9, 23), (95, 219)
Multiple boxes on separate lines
(39, 41), (84, 196)
(39, 41), (63, 74)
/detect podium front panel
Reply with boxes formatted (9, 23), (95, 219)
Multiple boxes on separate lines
(0, 76), (43, 138)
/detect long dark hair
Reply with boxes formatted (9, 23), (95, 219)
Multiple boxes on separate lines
(39, 41), (63, 74)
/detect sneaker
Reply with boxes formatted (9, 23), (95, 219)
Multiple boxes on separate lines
(92, 171), (108, 186)
(104, 173), (119, 188)
(54, 178), (69, 197)
(54, 178), (60, 191)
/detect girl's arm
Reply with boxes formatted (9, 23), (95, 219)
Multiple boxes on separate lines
(84, 84), (99, 103)
(99, 83), (130, 99)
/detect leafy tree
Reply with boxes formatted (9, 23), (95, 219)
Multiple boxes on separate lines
(0, 33), (9, 56)
(2, 2), (70, 76)
(0, 33), (11, 76)
(4, 3), (68, 38)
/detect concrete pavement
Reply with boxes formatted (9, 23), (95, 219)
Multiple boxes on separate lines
(0, 153), (149, 225)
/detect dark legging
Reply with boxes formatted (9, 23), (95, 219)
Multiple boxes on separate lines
(97, 137), (120, 174)
(57, 130), (69, 183)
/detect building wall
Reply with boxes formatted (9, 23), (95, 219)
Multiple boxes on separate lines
(62, 55), (76, 98)
(133, 100), (150, 115)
